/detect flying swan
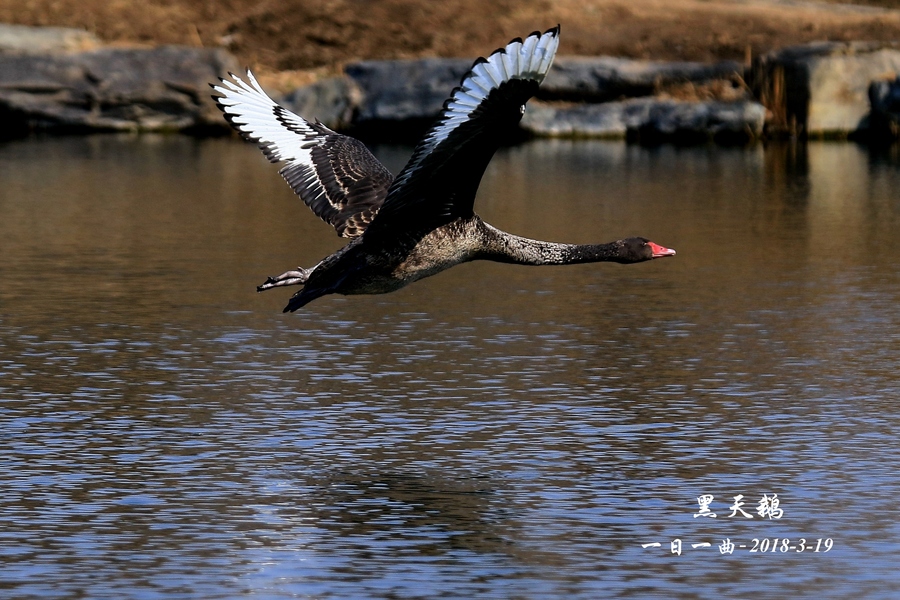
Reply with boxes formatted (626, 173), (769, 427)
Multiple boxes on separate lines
(211, 26), (675, 312)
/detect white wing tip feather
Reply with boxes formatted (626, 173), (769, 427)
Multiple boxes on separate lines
(212, 69), (277, 124)
(422, 26), (561, 149)
(212, 69), (322, 164)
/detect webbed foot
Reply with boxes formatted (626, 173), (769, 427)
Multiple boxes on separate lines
(257, 267), (311, 292)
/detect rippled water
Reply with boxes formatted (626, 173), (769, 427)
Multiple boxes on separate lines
(1, 135), (899, 598)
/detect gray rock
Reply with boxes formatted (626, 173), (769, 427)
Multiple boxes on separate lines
(522, 98), (654, 138)
(344, 55), (744, 126)
(543, 57), (744, 102)
(0, 23), (101, 55)
(639, 99), (766, 142)
(345, 58), (471, 123)
(279, 76), (362, 131)
(749, 41), (900, 137)
(0, 46), (239, 133)
(522, 98), (766, 142)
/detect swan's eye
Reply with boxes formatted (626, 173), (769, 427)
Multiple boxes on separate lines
(519, 105), (525, 115)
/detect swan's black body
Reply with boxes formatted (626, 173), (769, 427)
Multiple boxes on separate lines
(211, 26), (675, 312)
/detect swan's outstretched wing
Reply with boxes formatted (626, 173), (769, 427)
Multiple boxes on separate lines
(212, 72), (393, 238)
(364, 26), (560, 241)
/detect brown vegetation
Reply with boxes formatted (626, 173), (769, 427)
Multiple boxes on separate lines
(3, 0), (900, 79)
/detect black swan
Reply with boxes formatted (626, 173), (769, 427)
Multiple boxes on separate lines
(212, 26), (674, 312)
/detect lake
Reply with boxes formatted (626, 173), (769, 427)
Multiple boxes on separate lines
(1, 134), (899, 598)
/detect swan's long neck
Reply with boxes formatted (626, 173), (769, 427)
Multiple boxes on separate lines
(476, 221), (627, 265)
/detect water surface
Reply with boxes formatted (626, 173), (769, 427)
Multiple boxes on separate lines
(1, 136), (899, 598)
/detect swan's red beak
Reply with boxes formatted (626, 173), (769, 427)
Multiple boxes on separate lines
(648, 242), (676, 258)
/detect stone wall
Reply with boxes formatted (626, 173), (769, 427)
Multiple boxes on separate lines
(0, 25), (237, 135)
(3, 24), (900, 142)
(748, 41), (900, 138)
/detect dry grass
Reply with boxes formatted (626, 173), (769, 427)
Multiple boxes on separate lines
(656, 76), (753, 103)
(2, 0), (900, 74)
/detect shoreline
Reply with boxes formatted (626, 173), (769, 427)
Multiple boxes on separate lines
(2, 8), (900, 143)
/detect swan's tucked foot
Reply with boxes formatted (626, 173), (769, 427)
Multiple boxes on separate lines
(257, 267), (311, 292)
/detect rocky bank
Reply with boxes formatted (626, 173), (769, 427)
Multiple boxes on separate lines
(1, 23), (900, 142)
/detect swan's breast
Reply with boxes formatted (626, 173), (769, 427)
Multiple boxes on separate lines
(391, 219), (484, 282)
(337, 217), (485, 295)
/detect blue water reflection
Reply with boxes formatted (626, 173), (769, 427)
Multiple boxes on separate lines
(1, 136), (899, 598)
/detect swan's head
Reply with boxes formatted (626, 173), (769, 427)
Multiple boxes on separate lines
(618, 237), (676, 263)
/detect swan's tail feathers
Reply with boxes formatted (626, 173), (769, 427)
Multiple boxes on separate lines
(283, 288), (327, 313)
